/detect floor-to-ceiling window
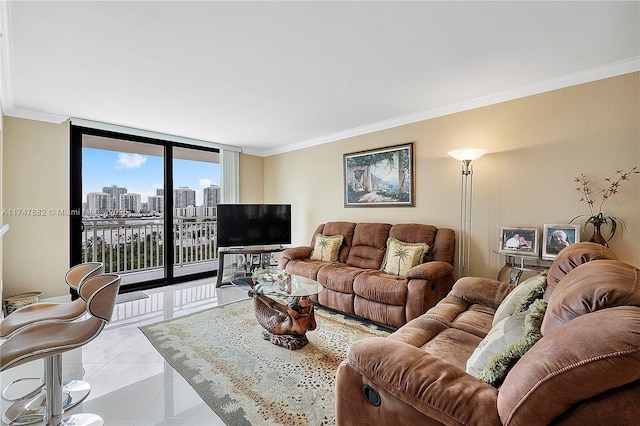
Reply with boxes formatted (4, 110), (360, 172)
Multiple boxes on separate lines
(70, 126), (220, 292)
(172, 146), (220, 278)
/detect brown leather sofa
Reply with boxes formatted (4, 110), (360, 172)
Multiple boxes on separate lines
(278, 222), (456, 328)
(335, 242), (640, 425)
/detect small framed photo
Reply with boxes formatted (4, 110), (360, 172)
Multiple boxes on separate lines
(542, 224), (580, 260)
(499, 227), (540, 257)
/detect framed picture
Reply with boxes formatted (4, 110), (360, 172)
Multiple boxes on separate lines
(542, 224), (580, 260)
(343, 142), (414, 207)
(499, 227), (540, 257)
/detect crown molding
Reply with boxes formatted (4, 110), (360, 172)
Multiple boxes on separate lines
(5, 107), (68, 124)
(262, 57), (640, 157)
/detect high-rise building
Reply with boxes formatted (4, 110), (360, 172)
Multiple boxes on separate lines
(203, 185), (220, 208)
(87, 192), (111, 215)
(174, 186), (196, 208)
(148, 195), (164, 213)
(103, 185), (128, 210)
(120, 193), (141, 213)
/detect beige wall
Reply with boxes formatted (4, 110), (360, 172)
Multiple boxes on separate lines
(239, 153), (264, 203)
(1, 73), (638, 298)
(264, 73), (640, 279)
(2, 117), (70, 299)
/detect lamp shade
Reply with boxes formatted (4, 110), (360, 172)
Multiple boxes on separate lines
(447, 148), (487, 162)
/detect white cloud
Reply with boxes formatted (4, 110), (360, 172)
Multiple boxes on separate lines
(199, 178), (214, 188)
(115, 153), (147, 169)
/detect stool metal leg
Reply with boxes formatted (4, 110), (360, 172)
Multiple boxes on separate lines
(1, 377), (44, 403)
(3, 355), (101, 426)
(43, 355), (103, 426)
(3, 376), (90, 425)
(44, 354), (63, 425)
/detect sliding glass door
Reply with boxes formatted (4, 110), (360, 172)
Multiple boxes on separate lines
(172, 147), (220, 278)
(71, 126), (220, 290)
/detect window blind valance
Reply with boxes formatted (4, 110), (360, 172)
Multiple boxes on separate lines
(70, 118), (242, 153)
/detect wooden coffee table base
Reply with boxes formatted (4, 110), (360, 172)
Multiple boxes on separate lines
(261, 330), (309, 350)
(251, 293), (317, 351)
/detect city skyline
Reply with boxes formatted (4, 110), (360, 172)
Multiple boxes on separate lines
(82, 147), (220, 206)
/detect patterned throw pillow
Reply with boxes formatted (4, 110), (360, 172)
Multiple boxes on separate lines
(492, 272), (547, 327)
(380, 238), (429, 276)
(466, 299), (548, 387)
(309, 234), (344, 262)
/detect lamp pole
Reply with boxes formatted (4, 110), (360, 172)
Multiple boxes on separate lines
(448, 149), (487, 278)
(459, 160), (473, 277)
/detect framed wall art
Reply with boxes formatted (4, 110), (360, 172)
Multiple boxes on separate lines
(498, 227), (540, 257)
(542, 224), (580, 260)
(343, 142), (414, 207)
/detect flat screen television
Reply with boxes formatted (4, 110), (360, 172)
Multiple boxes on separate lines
(216, 204), (291, 248)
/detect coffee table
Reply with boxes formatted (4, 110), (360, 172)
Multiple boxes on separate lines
(233, 275), (323, 350)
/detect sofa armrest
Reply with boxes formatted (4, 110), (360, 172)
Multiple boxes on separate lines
(281, 246), (313, 261)
(345, 337), (500, 425)
(405, 261), (453, 281)
(278, 246), (313, 270)
(448, 276), (515, 310)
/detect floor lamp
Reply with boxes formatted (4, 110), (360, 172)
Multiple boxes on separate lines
(448, 148), (487, 277)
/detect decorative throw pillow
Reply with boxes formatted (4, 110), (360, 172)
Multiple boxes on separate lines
(380, 238), (429, 276)
(492, 272), (547, 327)
(466, 299), (547, 387)
(309, 234), (344, 262)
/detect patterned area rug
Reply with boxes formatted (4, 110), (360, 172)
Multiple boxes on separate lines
(140, 298), (390, 426)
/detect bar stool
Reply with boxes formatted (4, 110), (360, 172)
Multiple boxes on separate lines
(1, 263), (105, 339)
(0, 263), (105, 425)
(0, 273), (120, 426)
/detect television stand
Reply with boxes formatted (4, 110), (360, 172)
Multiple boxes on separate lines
(216, 246), (287, 288)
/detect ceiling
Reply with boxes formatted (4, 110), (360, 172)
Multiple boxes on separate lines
(1, 1), (638, 156)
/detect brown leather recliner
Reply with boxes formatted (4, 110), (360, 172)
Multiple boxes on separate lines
(279, 222), (456, 328)
(336, 242), (640, 425)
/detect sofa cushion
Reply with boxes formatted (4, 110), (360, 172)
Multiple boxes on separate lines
(544, 242), (618, 300)
(492, 272), (547, 327)
(380, 237), (429, 276)
(317, 263), (363, 294)
(345, 223), (391, 269)
(467, 299), (547, 386)
(423, 295), (496, 338)
(283, 259), (326, 280)
(354, 296), (408, 329)
(314, 222), (357, 263)
(388, 316), (484, 370)
(353, 271), (409, 306)
(309, 234), (343, 262)
(389, 224), (438, 262)
(542, 259), (640, 335)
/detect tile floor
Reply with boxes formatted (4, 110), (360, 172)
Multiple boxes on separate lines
(0, 278), (249, 425)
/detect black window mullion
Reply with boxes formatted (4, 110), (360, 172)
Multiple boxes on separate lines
(164, 145), (174, 282)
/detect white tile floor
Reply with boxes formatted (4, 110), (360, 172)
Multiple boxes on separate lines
(0, 278), (249, 425)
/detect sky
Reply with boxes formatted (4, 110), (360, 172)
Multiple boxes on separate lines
(82, 148), (220, 205)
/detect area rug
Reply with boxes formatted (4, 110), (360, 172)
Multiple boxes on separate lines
(140, 298), (390, 426)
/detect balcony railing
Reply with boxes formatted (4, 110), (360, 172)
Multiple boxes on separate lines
(81, 217), (218, 276)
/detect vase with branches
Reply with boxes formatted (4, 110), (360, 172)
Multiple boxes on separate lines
(570, 167), (639, 245)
